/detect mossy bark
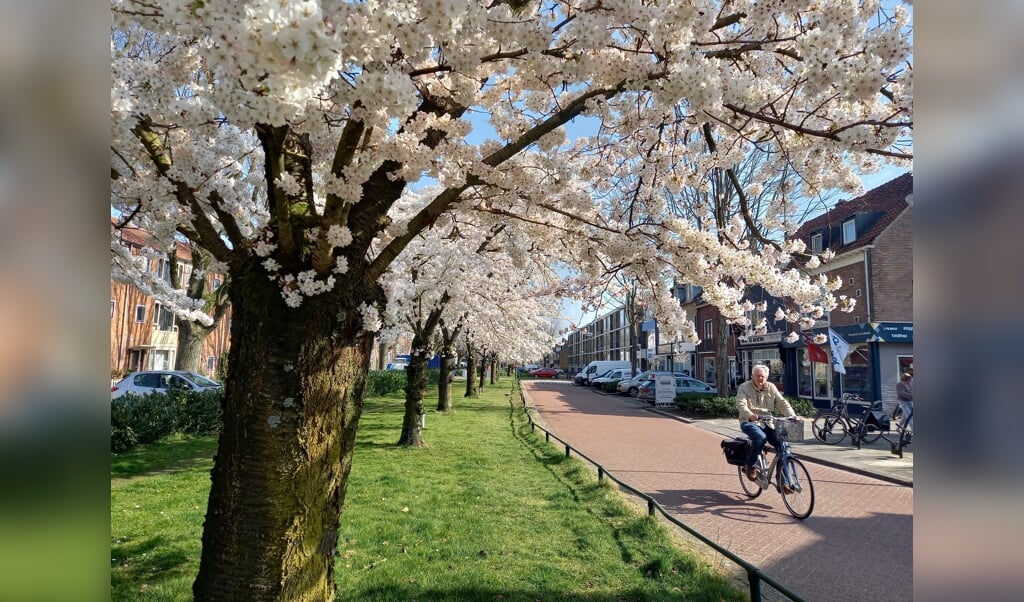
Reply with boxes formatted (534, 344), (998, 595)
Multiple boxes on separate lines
(437, 353), (455, 412)
(464, 344), (478, 398)
(192, 259), (373, 601)
(398, 348), (428, 447)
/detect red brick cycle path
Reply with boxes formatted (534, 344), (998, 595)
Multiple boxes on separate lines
(522, 381), (912, 602)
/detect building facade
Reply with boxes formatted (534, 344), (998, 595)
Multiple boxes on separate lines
(110, 223), (231, 381)
(559, 172), (914, 407)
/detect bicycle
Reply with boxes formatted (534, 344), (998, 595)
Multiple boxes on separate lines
(722, 416), (816, 519)
(854, 405), (912, 458)
(811, 393), (882, 445)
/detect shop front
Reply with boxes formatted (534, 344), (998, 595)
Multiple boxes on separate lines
(736, 331), (786, 391)
(782, 322), (914, 410)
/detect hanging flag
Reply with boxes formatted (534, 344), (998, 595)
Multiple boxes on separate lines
(827, 328), (851, 374)
(803, 333), (829, 364)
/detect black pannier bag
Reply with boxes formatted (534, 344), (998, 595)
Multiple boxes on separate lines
(721, 437), (750, 466)
(865, 410), (891, 431)
(862, 400), (891, 432)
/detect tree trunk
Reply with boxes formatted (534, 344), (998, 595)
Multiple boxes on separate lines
(716, 313), (729, 394)
(174, 320), (209, 373)
(437, 353), (454, 412)
(477, 353), (486, 391)
(464, 344), (478, 398)
(192, 260), (372, 601)
(397, 348), (427, 446)
(489, 357), (496, 385)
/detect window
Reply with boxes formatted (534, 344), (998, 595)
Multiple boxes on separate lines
(111, 300), (115, 319)
(854, 316), (860, 323)
(842, 219), (856, 244)
(153, 302), (175, 331)
(207, 355), (216, 372)
(855, 288), (862, 298)
(703, 319), (713, 341)
(810, 232), (823, 253)
(213, 277), (222, 290)
(156, 258), (172, 283)
(135, 305), (146, 323)
(848, 277), (855, 285)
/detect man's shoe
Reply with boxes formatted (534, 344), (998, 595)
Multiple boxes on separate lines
(745, 466), (758, 481)
(782, 484), (795, 494)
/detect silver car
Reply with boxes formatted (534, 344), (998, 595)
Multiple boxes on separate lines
(111, 370), (223, 400)
(636, 376), (717, 403)
(617, 371), (690, 397)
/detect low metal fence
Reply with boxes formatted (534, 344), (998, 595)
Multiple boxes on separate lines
(516, 388), (804, 602)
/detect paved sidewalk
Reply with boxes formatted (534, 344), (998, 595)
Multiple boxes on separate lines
(649, 406), (913, 487)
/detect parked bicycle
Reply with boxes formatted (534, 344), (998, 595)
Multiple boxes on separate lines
(721, 415), (816, 519)
(811, 393), (882, 445)
(854, 405), (912, 458)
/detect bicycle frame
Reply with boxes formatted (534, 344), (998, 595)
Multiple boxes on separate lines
(738, 417), (816, 519)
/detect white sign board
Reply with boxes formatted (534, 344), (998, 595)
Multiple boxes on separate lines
(655, 374), (676, 407)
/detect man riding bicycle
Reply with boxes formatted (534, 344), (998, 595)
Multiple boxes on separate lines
(737, 365), (796, 481)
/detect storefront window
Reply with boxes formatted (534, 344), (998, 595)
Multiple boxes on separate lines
(840, 344), (872, 399)
(742, 348), (783, 387)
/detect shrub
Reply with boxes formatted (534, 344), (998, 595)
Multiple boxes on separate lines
(111, 393), (178, 448)
(111, 389), (224, 452)
(674, 392), (818, 419)
(674, 394), (735, 417)
(174, 389), (223, 434)
(366, 370), (407, 397)
(786, 395), (817, 418)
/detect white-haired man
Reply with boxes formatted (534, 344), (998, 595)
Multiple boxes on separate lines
(736, 364), (796, 480)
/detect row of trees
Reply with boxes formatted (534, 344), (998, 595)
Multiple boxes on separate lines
(110, 1), (912, 599)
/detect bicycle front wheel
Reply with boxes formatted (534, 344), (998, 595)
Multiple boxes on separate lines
(738, 465), (764, 498)
(812, 413), (847, 445)
(778, 457), (815, 519)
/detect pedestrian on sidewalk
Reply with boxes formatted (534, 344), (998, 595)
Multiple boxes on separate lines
(736, 364), (796, 480)
(896, 371), (914, 430)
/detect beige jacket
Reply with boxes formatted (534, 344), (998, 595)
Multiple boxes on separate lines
(736, 379), (795, 426)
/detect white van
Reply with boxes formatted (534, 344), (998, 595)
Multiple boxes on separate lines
(576, 360), (632, 386)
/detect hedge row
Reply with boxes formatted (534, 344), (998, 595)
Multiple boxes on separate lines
(674, 393), (817, 418)
(111, 368), (455, 452)
(111, 389), (222, 452)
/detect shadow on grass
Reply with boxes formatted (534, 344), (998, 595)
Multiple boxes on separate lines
(111, 535), (194, 595)
(111, 435), (218, 480)
(341, 584), (717, 602)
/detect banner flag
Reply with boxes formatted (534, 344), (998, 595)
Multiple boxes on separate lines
(803, 334), (829, 364)
(827, 328), (851, 374)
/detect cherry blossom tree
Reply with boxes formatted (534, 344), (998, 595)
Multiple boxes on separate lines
(110, 1), (912, 599)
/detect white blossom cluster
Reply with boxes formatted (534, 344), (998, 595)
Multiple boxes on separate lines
(111, 0), (912, 341)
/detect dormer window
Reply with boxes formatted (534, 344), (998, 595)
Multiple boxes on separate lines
(810, 232), (823, 253)
(842, 218), (857, 244)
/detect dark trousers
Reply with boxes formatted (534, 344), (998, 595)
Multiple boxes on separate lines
(741, 421), (782, 468)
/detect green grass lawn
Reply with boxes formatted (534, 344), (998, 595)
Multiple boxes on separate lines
(111, 381), (743, 601)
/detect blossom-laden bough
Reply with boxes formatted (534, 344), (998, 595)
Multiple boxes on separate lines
(110, 1), (912, 599)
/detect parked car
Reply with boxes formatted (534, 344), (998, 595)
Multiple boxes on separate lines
(111, 370), (223, 400)
(589, 368), (634, 388)
(530, 367), (559, 378)
(635, 376), (717, 403)
(575, 360), (632, 386)
(617, 371), (690, 397)
(386, 361), (408, 370)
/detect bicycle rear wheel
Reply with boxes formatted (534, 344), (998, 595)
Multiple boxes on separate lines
(812, 413), (847, 445)
(738, 465), (764, 498)
(851, 420), (883, 444)
(778, 457), (814, 519)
